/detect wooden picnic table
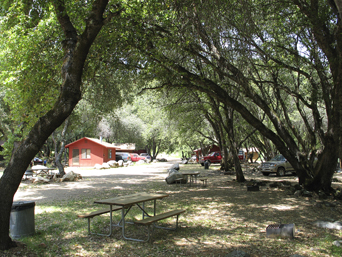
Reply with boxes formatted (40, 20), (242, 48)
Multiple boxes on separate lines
(179, 171), (200, 186)
(93, 192), (184, 242)
(30, 165), (55, 176)
(24, 166), (55, 179)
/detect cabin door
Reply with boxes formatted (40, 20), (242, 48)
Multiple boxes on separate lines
(72, 149), (79, 166)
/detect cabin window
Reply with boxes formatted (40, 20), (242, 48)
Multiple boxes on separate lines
(108, 149), (112, 159)
(81, 149), (91, 159)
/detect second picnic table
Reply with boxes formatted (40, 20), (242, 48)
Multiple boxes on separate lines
(179, 171), (200, 186)
(24, 165), (55, 178)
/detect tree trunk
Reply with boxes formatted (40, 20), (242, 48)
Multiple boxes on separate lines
(0, 81), (81, 250)
(222, 145), (229, 170)
(233, 150), (245, 182)
(304, 134), (339, 192)
(0, 0), (114, 250)
(224, 107), (245, 182)
(52, 118), (70, 176)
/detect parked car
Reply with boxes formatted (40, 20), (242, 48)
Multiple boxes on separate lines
(199, 151), (222, 166)
(130, 153), (146, 162)
(238, 150), (245, 161)
(115, 154), (123, 162)
(140, 153), (151, 160)
(116, 152), (131, 162)
(260, 154), (295, 176)
(32, 157), (43, 166)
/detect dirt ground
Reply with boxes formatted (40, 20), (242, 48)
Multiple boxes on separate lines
(13, 159), (342, 205)
(4, 159), (342, 256)
(14, 159), (182, 203)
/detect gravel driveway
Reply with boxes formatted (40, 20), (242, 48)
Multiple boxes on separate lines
(14, 159), (181, 204)
(13, 159), (342, 205)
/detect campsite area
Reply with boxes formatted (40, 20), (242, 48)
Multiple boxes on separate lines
(2, 159), (342, 257)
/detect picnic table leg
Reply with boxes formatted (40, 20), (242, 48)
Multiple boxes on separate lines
(100, 205), (114, 236)
(191, 175), (196, 186)
(87, 205), (114, 237)
(121, 205), (149, 242)
(142, 202), (145, 219)
(195, 175), (199, 186)
(121, 207), (126, 239)
(97, 205), (114, 237)
(109, 205), (113, 236)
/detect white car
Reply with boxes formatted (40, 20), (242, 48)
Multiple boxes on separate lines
(260, 154), (295, 176)
(140, 153), (151, 160)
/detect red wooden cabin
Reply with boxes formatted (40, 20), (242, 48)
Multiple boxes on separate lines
(65, 137), (117, 167)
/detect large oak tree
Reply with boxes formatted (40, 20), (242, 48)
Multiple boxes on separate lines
(0, 0), (123, 250)
(125, 0), (342, 192)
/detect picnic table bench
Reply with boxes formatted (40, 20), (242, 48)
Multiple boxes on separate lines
(78, 206), (123, 236)
(134, 209), (185, 242)
(134, 209), (185, 226)
(199, 177), (208, 186)
(175, 177), (184, 185)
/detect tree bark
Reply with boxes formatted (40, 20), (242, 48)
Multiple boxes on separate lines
(52, 118), (70, 176)
(225, 108), (245, 182)
(222, 145), (229, 170)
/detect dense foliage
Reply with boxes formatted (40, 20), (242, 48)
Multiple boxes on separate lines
(0, 0), (342, 250)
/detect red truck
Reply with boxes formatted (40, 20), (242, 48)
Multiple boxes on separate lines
(199, 151), (222, 166)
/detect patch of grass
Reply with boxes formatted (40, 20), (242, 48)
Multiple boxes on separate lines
(2, 163), (342, 256)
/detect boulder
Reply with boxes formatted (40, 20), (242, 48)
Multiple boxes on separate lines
(313, 220), (342, 230)
(136, 160), (145, 165)
(94, 164), (102, 170)
(58, 170), (82, 182)
(165, 171), (187, 184)
(167, 168), (178, 176)
(124, 161), (132, 167)
(333, 240), (342, 247)
(101, 163), (110, 169)
(29, 176), (50, 184)
(108, 160), (119, 168)
(170, 163), (180, 170)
